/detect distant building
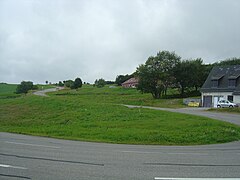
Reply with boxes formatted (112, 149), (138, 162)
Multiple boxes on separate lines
(200, 65), (240, 107)
(122, 78), (139, 88)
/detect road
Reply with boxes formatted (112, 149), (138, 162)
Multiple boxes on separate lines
(1, 132), (240, 179)
(33, 87), (64, 97)
(124, 105), (240, 126)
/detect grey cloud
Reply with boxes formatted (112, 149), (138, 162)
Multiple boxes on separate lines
(0, 0), (240, 84)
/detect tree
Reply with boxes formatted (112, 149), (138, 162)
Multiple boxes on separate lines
(173, 60), (194, 95)
(64, 80), (74, 88)
(58, 81), (64, 87)
(105, 81), (115, 85)
(45, 81), (48, 84)
(115, 74), (133, 86)
(173, 58), (210, 95)
(72, 77), (82, 89)
(136, 51), (181, 99)
(95, 78), (106, 88)
(214, 57), (240, 66)
(16, 81), (34, 94)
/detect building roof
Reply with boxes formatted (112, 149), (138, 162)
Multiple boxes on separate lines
(201, 65), (240, 94)
(122, 78), (139, 85)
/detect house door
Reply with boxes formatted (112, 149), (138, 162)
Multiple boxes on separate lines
(203, 96), (212, 107)
(213, 97), (218, 108)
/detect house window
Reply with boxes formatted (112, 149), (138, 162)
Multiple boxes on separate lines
(212, 80), (218, 88)
(228, 79), (236, 87)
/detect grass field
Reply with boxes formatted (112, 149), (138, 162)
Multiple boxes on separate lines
(0, 83), (55, 99)
(208, 107), (240, 114)
(0, 85), (240, 145)
(36, 84), (56, 90)
(0, 83), (20, 99)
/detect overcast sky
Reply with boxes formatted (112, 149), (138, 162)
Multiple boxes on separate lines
(0, 0), (240, 84)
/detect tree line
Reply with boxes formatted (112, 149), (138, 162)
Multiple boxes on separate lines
(116, 50), (240, 99)
(16, 77), (83, 94)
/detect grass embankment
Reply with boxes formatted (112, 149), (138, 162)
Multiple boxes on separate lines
(208, 108), (240, 114)
(0, 85), (240, 145)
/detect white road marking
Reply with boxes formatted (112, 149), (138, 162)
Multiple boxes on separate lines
(0, 164), (27, 170)
(5, 141), (60, 149)
(154, 178), (240, 180)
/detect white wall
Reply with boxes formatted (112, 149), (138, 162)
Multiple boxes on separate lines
(201, 92), (240, 107)
(234, 95), (240, 103)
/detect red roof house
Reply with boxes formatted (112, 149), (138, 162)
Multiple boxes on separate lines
(121, 78), (139, 88)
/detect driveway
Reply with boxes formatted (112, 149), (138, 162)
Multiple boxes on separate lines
(124, 105), (240, 126)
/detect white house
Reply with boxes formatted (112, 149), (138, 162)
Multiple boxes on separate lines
(200, 65), (240, 107)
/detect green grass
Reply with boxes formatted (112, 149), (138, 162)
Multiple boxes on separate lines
(0, 83), (55, 99)
(36, 84), (56, 90)
(0, 83), (20, 99)
(54, 85), (186, 108)
(208, 107), (240, 114)
(0, 85), (240, 145)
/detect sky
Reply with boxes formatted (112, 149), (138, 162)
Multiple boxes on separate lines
(0, 0), (240, 84)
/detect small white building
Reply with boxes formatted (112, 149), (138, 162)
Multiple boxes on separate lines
(200, 65), (240, 107)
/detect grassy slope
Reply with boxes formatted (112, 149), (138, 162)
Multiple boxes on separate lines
(54, 85), (185, 108)
(208, 108), (240, 114)
(0, 83), (20, 98)
(0, 85), (240, 145)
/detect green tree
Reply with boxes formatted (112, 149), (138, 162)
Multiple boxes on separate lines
(95, 78), (106, 88)
(174, 58), (210, 95)
(173, 60), (193, 95)
(137, 51), (181, 99)
(214, 57), (240, 66)
(72, 77), (82, 89)
(16, 81), (34, 94)
(115, 74), (133, 86)
(58, 81), (64, 87)
(64, 80), (74, 88)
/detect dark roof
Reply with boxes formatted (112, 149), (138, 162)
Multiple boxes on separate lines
(201, 65), (240, 93)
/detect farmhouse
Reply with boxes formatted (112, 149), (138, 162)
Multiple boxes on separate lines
(122, 78), (139, 88)
(201, 65), (240, 107)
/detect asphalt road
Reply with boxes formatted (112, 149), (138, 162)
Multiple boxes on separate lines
(33, 87), (64, 97)
(124, 105), (240, 126)
(1, 133), (240, 179)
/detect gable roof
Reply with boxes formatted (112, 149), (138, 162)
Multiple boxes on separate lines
(201, 65), (240, 94)
(122, 78), (139, 85)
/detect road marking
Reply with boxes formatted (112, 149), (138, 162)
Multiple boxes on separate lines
(5, 141), (60, 149)
(154, 178), (240, 180)
(0, 164), (27, 170)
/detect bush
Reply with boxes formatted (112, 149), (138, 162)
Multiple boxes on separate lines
(16, 81), (34, 94)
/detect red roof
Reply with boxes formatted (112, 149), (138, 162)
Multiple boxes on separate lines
(122, 78), (139, 85)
